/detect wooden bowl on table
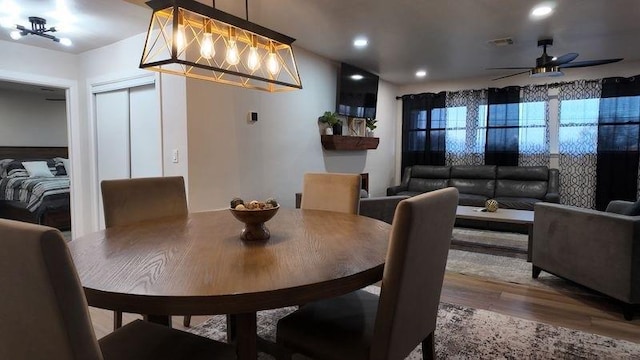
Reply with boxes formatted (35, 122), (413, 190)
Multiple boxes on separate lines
(229, 206), (279, 241)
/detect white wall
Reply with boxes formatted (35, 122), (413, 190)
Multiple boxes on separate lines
(186, 47), (398, 211)
(0, 88), (68, 146)
(78, 33), (188, 234)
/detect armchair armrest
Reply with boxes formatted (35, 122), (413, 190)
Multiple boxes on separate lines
(606, 200), (635, 215)
(543, 192), (560, 203)
(359, 195), (410, 224)
(533, 202), (640, 303)
(387, 185), (408, 196)
(387, 166), (412, 196)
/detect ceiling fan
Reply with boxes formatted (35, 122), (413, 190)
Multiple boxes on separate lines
(488, 39), (623, 80)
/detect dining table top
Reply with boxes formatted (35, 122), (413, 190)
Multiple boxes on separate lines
(68, 208), (392, 316)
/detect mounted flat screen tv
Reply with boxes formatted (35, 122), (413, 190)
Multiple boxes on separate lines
(337, 62), (379, 119)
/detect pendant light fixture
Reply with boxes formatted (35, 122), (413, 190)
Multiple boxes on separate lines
(139, 0), (302, 92)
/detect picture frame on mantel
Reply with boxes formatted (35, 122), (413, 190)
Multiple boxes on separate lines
(348, 118), (365, 137)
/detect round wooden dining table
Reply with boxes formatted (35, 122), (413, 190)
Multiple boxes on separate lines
(68, 208), (391, 360)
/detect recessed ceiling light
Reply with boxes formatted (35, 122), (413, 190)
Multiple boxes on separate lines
(531, 3), (554, 18)
(416, 70), (427, 78)
(353, 37), (368, 48)
(351, 74), (364, 80)
(59, 37), (72, 46)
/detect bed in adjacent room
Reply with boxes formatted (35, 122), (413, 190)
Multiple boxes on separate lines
(0, 146), (71, 230)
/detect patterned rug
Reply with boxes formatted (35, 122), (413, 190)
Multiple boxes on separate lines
(188, 286), (640, 359)
(447, 228), (592, 294)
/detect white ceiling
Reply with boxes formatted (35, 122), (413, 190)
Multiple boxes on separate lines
(1, 0), (639, 85)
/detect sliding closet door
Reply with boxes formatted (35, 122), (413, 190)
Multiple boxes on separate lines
(96, 89), (130, 181)
(94, 82), (161, 229)
(129, 84), (162, 178)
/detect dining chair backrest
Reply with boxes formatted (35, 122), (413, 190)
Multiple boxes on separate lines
(0, 219), (104, 360)
(300, 172), (361, 214)
(371, 187), (459, 360)
(101, 176), (188, 227)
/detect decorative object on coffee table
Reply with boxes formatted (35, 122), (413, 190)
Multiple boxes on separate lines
(229, 198), (279, 241)
(486, 199), (499, 212)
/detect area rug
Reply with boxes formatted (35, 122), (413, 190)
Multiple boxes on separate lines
(446, 228), (592, 294)
(451, 227), (527, 258)
(188, 287), (640, 359)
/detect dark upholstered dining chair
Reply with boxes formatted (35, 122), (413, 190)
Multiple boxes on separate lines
(101, 176), (193, 328)
(300, 172), (361, 214)
(275, 187), (459, 360)
(0, 218), (236, 360)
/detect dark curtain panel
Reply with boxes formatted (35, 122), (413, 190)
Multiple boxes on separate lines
(485, 86), (520, 166)
(401, 92), (447, 173)
(595, 75), (640, 210)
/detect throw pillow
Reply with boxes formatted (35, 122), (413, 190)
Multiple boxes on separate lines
(22, 161), (55, 178)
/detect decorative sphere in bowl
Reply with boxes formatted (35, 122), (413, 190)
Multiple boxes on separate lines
(229, 203), (279, 241)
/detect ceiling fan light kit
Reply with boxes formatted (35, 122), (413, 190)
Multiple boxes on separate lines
(8, 17), (72, 46)
(489, 38), (623, 80)
(139, 0), (302, 92)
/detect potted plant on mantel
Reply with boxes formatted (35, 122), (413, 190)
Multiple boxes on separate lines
(318, 111), (343, 135)
(365, 118), (377, 137)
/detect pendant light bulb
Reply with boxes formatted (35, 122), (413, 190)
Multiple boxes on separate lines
(9, 30), (22, 40)
(226, 27), (240, 65)
(175, 12), (186, 53)
(266, 43), (280, 75)
(200, 20), (215, 59)
(247, 36), (260, 71)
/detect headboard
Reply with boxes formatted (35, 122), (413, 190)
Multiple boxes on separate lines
(0, 146), (68, 160)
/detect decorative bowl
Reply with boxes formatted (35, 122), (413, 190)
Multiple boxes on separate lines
(229, 206), (279, 241)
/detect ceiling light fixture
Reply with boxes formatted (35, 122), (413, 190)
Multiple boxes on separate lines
(353, 37), (368, 48)
(139, 0), (302, 92)
(531, 4), (554, 18)
(8, 16), (72, 46)
(415, 70), (427, 78)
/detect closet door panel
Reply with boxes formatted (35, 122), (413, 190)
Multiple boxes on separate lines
(95, 89), (130, 229)
(129, 84), (162, 178)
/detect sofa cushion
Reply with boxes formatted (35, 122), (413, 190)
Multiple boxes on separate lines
(451, 165), (496, 179)
(495, 179), (548, 199)
(411, 165), (451, 179)
(408, 178), (449, 192)
(458, 193), (489, 207)
(494, 197), (541, 211)
(497, 166), (549, 181)
(450, 178), (495, 198)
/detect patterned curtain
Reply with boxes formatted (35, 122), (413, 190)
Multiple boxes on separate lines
(558, 80), (602, 208)
(444, 90), (487, 165)
(519, 85), (550, 166)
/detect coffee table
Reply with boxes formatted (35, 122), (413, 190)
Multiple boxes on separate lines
(455, 205), (534, 261)
(68, 208), (390, 360)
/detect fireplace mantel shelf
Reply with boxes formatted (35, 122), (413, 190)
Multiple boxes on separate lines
(320, 135), (379, 150)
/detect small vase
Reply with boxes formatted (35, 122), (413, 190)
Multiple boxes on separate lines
(366, 130), (374, 137)
(332, 123), (343, 136)
(325, 127), (333, 135)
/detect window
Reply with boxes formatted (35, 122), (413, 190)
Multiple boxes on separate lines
(559, 98), (599, 154)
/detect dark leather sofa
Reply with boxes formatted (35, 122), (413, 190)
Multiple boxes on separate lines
(387, 165), (559, 210)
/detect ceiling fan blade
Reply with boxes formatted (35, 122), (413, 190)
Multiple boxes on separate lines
(546, 53), (579, 66)
(559, 58), (623, 68)
(492, 70), (531, 81)
(486, 67), (532, 70)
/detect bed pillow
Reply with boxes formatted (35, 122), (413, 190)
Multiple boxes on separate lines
(0, 158), (14, 177)
(61, 158), (71, 175)
(22, 161), (55, 178)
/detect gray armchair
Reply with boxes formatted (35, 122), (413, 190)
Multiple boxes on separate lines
(532, 201), (640, 320)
